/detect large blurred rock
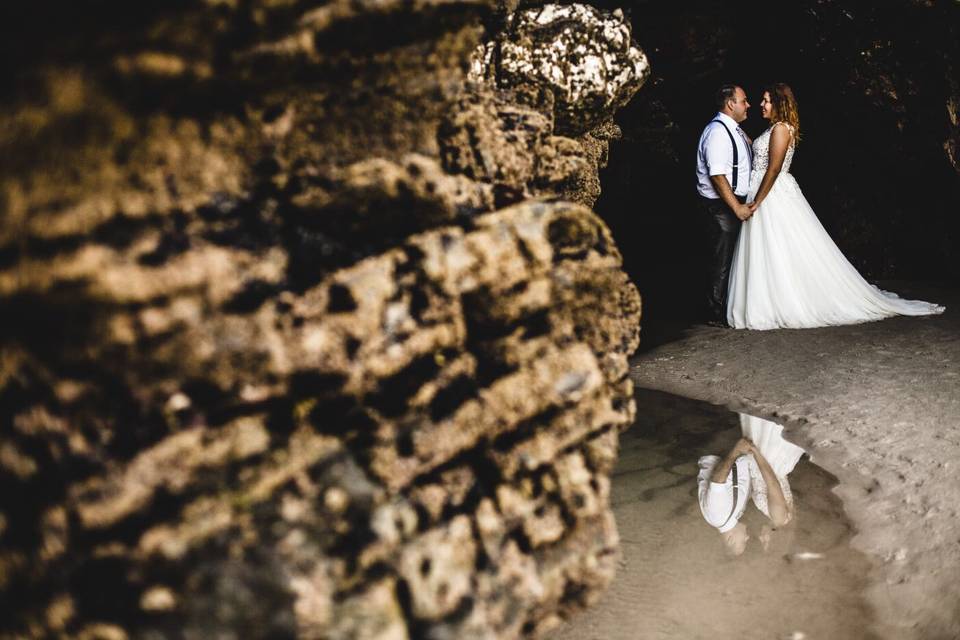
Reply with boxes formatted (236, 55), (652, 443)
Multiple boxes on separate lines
(0, 0), (642, 638)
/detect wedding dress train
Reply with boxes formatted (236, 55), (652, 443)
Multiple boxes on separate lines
(726, 123), (944, 330)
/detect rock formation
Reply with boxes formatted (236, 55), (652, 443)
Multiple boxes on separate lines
(0, 1), (644, 637)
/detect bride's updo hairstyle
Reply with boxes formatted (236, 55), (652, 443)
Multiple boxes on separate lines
(765, 83), (802, 145)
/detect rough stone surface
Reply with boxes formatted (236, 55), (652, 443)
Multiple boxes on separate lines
(470, 3), (649, 136)
(437, 87), (623, 207)
(0, 0), (643, 637)
(445, 2), (646, 210)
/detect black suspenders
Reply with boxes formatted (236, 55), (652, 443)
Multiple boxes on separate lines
(710, 119), (739, 192)
(720, 457), (740, 530)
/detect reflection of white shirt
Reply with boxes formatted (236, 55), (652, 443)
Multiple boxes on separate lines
(696, 112), (752, 198)
(697, 455), (751, 533)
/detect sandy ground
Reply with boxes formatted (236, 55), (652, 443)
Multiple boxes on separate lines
(623, 283), (960, 640)
(551, 389), (877, 640)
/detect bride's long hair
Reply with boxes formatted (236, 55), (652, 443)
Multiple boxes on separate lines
(765, 83), (801, 145)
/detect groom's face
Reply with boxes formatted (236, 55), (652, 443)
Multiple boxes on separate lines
(729, 87), (750, 122)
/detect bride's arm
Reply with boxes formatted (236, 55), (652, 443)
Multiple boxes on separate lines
(750, 123), (792, 208)
(747, 442), (791, 527)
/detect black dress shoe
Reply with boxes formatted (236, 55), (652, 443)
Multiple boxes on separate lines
(705, 319), (729, 328)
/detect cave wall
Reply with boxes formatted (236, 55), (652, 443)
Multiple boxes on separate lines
(589, 0), (960, 327)
(0, 1), (646, 637)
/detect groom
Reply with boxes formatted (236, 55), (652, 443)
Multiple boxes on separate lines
(696, 84), (756, 326)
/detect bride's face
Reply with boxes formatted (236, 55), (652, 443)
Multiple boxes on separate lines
(760, 92), (773, 120)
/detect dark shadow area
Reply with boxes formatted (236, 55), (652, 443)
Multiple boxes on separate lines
(588, 1), (960, 348)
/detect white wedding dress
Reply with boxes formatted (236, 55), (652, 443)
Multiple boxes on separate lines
(726, 123), (945, 330)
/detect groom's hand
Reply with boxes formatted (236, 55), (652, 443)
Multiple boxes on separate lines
(733, 438), (754, 456)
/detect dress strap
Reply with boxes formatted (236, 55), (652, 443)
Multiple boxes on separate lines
(771, 121), (796, 146)
(772, 121), (794, 133)
(720, 458), (740, 530)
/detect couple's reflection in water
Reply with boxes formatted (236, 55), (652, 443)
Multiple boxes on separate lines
(549, 390), (876, 640)
(698, 413), (807, 556)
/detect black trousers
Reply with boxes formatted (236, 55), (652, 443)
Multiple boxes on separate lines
(700, 194), (745, 322)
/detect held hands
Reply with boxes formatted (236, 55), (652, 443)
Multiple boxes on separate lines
(732, 437), (755, 456)
(734, 203), (755, 221)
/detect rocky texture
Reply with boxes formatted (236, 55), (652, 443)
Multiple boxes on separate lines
(0, 0), (645, 638)
(470, 4), (649, 136)
(454, 3), (649, 208)
(437, 87), (620, 207)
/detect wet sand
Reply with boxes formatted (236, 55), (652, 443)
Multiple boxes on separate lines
(627, 283), (960, 640)
(551, 389), (876, 640)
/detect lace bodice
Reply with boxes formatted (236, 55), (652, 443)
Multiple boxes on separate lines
(751, 122), (795, 174)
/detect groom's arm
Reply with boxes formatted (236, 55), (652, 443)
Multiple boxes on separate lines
(709, 175), (753, 221)
(710, 438), (753, 483)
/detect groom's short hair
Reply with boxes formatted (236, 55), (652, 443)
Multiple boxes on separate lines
(716, 84), (740, 109)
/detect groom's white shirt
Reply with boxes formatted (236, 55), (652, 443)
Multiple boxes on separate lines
(698, 454), (752, 533)
(697, 111), (752, 199)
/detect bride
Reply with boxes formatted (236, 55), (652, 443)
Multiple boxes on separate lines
(726, 83), (945, 330)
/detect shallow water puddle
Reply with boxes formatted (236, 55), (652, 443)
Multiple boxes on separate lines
(550, 388), (877, 640)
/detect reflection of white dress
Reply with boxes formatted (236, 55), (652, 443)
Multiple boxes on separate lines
(740, 413), (805, 521)
(727, 123), (945, 330)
